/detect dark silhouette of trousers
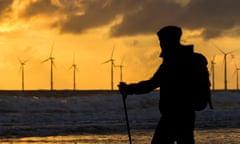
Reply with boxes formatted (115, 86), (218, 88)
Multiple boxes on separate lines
(151, 111), (195, 144)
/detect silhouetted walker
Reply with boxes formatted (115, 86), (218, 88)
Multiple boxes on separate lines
(119, 26), (210, 144)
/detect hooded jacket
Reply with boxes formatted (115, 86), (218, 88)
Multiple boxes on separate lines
(126, 45), (196, 114)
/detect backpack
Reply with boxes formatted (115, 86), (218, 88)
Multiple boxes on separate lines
(191, 53), (213, 111)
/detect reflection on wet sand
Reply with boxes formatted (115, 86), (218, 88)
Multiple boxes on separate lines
(1, 129), (240, 144)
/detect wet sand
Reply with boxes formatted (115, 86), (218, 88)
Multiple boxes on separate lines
(1, 128), (240, 144)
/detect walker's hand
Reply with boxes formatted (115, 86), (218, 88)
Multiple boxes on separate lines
(118, 82), (127, 93)
(118, 82), (128, 99)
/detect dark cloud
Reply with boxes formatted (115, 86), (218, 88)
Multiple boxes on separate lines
(57, 0), (125, 33)
(20, 0), (59, 18)
(0, 0), (14, 16)
(110, 0), (240, 39)
(6, 0), (240, 39)
(52, 0), (149, 33)
(179, 0), (240, 38)
(55, 0), (240, 39)
(110, 0), (183, 36)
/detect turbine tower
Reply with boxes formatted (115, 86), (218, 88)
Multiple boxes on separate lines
(41, 43), (55, 91)
(217, 48), (239, 90)
(210, 56), (216, 90)
(115, 57), (124, 82)
(18, 57), (27, 91)
(103, 47), (115, 90)
(68, 54), (78, 91)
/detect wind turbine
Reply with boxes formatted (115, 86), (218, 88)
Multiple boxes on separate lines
(18, 57), (27, 91)
(210, 56), (216, 90)
(217, 47), (239, 90)
(41, 43), (55, 91)
(115, 57), (124, 82)
(103, 47), (115, 90)
(68, 54), (78, 91)
(232, 56), (240, 90)
(234, 66), (240, 90)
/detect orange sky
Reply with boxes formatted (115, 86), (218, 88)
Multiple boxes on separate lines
(0, 0), (240, 90)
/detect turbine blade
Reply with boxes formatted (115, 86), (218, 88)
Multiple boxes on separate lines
(121, 56), (125, 65)
(17, 56), (23, 63)
(102, 59), (111, 64)
(73, 53), (75, 64)
(19, 66), (22, 76)
(111, 46), (115, 59)
(50, 41), (55, 57)
(112, 60), (116, 67)
(52, 61), (56, 68)
(41, 58), (50, 63)
(67, 65), (73, 71)
(23, 59), (29, 64)
(227, 48), (240, 54)
(216, 47), (225, 54)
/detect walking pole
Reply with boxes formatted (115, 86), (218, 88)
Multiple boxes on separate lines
(122, 92), (132, 144)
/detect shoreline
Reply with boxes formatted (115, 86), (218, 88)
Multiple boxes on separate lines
(0, 89), (239, 97)
(0, 90), (120, 97)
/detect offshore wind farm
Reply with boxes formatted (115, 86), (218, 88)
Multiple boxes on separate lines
(9, 44), (128, 91)
(9, 45), (240, 91)
(1, 44), (240, 91)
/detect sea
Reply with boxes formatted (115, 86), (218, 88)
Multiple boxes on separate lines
(0, 90), (240, 144)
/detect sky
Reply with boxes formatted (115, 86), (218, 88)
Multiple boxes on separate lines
(0, 0), (240, 90)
